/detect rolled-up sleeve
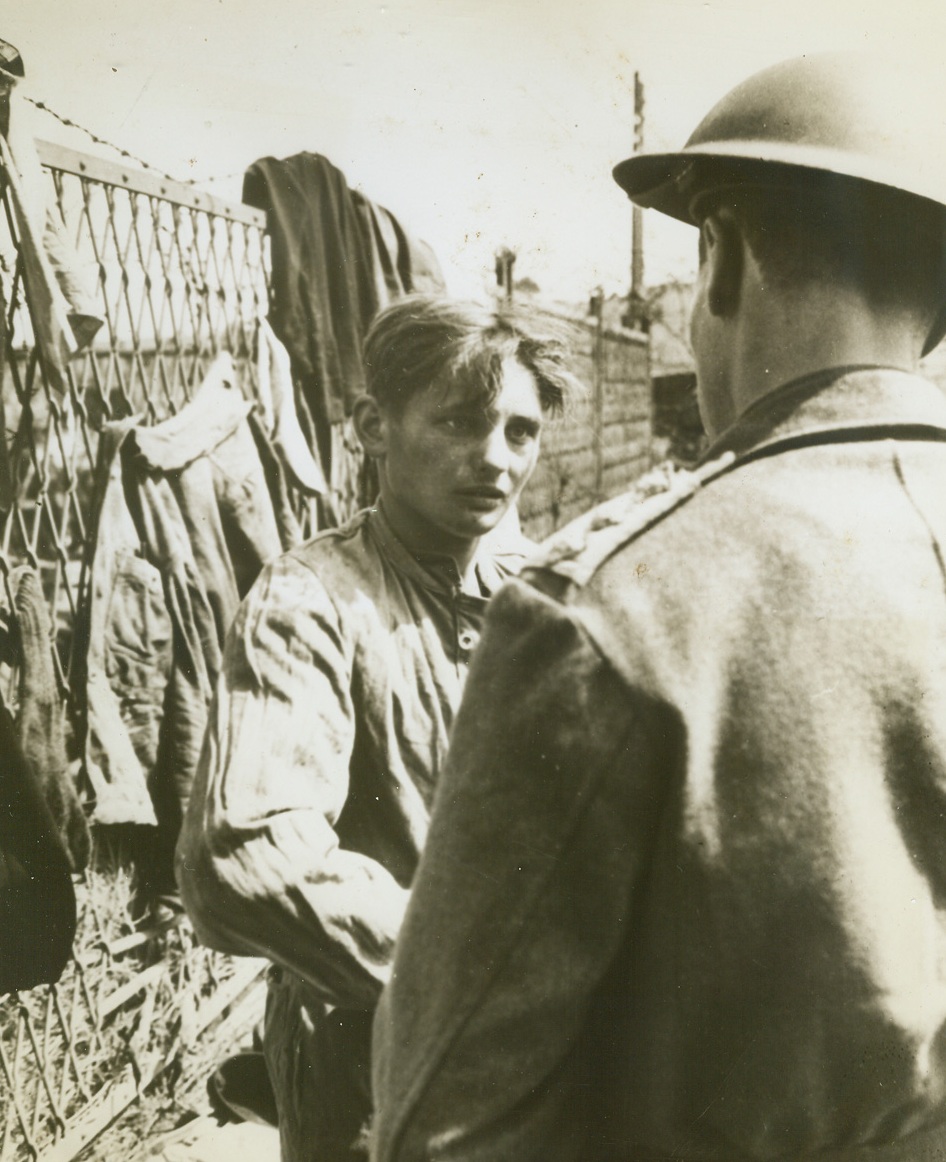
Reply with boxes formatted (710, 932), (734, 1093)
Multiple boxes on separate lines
(176, 553), (409, 1010)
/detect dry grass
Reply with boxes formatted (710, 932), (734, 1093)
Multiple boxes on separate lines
(2, 832), (255, 1162)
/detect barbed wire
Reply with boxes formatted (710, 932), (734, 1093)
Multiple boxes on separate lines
(22, 95), (243, 189)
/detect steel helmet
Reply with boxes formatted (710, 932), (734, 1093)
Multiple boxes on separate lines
(613, 52), (946, 352)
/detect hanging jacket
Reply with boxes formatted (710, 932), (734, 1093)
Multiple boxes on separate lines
(80, 355), (289, 877)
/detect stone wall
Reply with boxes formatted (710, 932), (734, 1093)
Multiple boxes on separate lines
(519, 313), (653, 540)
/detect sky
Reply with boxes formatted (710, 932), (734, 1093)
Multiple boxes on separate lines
(3, 0), (945, 303)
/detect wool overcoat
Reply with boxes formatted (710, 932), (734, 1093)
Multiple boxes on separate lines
(373, 367), (946, 1162)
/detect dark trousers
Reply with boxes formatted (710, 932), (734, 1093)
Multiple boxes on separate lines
(263, 966), (372, 1162)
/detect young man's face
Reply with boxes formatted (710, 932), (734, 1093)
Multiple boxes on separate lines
(377, 356), (544, 559)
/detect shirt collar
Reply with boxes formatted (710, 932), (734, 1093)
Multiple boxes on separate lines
(702, 365), (946, 463)
(365, 505), (521, 598)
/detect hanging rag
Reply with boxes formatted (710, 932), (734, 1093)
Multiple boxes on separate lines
(256, 316), (329, 497)
(242, 152), (445, 484)
(0, 689), (76, 993)
(242, 153), (380, 438)
(0, 51), (103, 396)
(13, 566), (90, 870)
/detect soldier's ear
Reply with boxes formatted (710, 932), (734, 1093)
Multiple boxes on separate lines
(702, 209), (744, 319)
(352, 394), (388, 459)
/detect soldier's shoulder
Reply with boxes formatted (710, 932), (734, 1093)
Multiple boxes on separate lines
(525, 454), (736, 590)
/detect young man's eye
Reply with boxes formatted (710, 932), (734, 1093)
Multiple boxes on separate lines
(507, 420), (540, 445)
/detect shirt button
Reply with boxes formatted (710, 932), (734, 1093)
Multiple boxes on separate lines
(458, 629), (478, 652)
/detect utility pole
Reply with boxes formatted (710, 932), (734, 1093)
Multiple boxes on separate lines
(632, 72), (645, 302)
(589, 287), (605, 501)
(495, 247), (517, 302)
(623, 72), (649, 331)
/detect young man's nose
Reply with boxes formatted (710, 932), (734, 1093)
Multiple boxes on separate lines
(476, 423), (512, 473)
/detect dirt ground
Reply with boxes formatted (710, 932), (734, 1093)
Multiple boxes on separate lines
(140, 1117), (280, 1162)
(74, 1038), (279, 1162)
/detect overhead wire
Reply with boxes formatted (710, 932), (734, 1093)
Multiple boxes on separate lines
(21, 95), (242, 189)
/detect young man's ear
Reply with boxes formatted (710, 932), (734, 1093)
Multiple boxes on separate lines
(352, 394), (388, 459)
(701, 208), (744, 319)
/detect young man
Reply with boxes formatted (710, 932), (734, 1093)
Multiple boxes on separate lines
(176, 295), (580, 1162)
(371, 55), (946, 1162)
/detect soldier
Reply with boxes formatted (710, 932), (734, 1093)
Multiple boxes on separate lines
(371, 54), (946, 1162)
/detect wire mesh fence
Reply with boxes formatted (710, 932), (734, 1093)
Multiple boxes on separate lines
(0, 141), (271, 1162)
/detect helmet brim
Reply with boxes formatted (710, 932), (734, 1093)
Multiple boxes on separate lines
(613, 141), (946, 229)
(613, 148), (946, 356)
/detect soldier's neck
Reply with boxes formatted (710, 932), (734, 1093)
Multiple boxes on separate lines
(727, 284), (926, 428)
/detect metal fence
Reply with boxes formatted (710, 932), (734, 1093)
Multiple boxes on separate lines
(0, 141), (272, 1162)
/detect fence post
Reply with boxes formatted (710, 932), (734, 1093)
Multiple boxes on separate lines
(589, 289), (605, 503)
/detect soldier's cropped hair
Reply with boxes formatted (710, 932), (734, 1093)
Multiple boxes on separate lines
(363, 295), (584, 417)
(693, 167), (946, 324)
